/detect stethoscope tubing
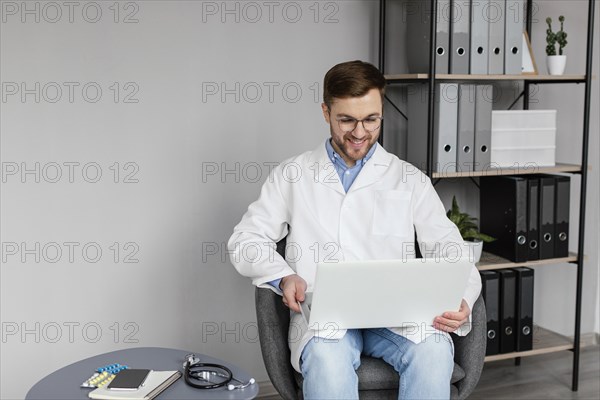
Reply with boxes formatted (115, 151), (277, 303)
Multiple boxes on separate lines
(183, 355), (255, 390)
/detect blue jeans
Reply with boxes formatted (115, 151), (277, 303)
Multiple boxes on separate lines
(300, 329), (454, 400)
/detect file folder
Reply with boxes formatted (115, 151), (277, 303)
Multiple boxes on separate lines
(526, 177), (540, 261)
(450, 0), (471, 74)
(438, 0), (452, 74)
(434, 83), (459, 173)
(407, 83), (459, 173)
(539, 175), (556, 259)
(457, 84), (475, 172)
(498, 269), (516, 353)
(480, 176), (528, 262)
(554, 175), (570, 258)
(488, 0), (506, 74)
(474, 85), (493, 171)
(480, 271), (500, 356)
(513, 267), (534, 351)
(505, 0), (525, 74)
(406, 0), (451, 74)
(470, 0), (490, 74)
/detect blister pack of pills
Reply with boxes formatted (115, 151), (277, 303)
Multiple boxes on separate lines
(81, 363), (128, 388)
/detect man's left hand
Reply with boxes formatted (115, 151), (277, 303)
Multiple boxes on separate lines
(434, 299), (470, 333)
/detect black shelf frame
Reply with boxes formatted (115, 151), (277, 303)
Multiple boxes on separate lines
(378, 0), (595, 391)
(384, 76), (587, 84)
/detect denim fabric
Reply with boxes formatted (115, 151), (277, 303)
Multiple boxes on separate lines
(300, 329), (454, 400)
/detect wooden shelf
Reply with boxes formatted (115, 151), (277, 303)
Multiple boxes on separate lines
(477, 252), (578, 271)
(385, 74), (587, 83)
(485, 326), (573, 362)
(430, 163), (581, 179)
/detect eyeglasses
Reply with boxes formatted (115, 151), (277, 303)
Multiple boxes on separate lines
(334, 115), (383, 134)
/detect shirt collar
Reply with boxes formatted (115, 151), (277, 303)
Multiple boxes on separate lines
(325, 139), (377, 169)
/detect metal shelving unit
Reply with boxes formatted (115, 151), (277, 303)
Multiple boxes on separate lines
(378, 0), (595, 391)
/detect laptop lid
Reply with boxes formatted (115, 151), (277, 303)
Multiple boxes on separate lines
(301, 258), (472, 330)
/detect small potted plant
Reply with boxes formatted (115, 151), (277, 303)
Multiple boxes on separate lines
(546, 16), (568, 75)
(446, 196), (495, 263)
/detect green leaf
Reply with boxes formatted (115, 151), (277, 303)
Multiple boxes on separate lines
(446, 196), (495, 242)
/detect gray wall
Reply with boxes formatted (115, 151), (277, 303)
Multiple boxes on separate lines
(0, 1), (597, 398)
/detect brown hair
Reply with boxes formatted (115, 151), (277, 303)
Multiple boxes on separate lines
(323, 60), (386, 109)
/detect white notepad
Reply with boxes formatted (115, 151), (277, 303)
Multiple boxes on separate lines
(88, 370), (181, 400)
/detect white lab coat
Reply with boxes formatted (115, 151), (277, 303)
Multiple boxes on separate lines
(228, 140), (482, 373)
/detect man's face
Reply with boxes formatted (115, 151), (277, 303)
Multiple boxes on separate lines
(322, 88), (383, 167)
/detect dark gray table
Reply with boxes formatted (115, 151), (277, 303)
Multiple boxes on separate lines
(26, 347), (259, 400)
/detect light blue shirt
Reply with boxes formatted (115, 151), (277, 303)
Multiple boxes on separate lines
(269, 140), (378, 290)
(325, 138), (377, 192)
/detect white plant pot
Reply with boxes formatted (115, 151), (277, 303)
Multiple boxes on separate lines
(464, 240), (483, 263)
(547, 55), (567, 75)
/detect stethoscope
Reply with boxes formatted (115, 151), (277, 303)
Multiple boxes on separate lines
(183, 354), (255, 390)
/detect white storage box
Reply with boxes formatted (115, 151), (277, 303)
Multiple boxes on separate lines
(492, 128), (556, 148)
(491, 146), (556, 168)
(492, 110), (557, 130)
(491, 110), (557, 168)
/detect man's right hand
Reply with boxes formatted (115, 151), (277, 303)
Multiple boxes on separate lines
(280, 274), (307, 313)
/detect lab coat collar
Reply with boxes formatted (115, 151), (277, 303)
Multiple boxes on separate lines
(309, 142), (345, 195)
(309, 139), (393, 195)
(349, 142), (393, 192)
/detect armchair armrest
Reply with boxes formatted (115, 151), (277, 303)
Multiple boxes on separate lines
(451, 294), (487, 400)
(255, 286), (298, 400)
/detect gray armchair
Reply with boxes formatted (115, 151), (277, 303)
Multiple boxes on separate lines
(255, 287), (486, 400)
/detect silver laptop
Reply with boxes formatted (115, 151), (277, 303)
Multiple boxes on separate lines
(298, 258), (472, 330)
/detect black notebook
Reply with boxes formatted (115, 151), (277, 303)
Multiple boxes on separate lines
(107, 369), (150, 390)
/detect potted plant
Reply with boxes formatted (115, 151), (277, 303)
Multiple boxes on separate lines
(546, 16), (568, 75)
(446, 196), (495, 263)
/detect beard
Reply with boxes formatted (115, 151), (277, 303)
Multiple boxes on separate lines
(330, 127), (377, 165)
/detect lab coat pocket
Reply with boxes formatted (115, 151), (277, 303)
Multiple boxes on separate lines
(372, 190), (414, 237)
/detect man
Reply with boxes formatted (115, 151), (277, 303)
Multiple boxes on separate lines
(228, 60), (482, 399)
